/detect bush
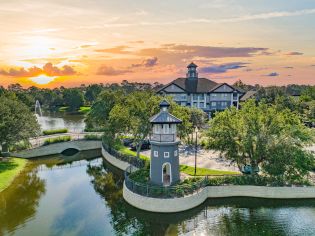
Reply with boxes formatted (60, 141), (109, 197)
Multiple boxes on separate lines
(9, 141), (31, 152)
(129, 169), (150, 184)
(84, 134), (102, 140)
(43, 128), (68, 135)
(84, 127), (106, 132)
(43, 136), (71, 145)
(205, 175), (312, 187)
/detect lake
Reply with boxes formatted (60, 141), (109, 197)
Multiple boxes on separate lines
(36, 111), (86, 132)
(1, 151), (315, 236)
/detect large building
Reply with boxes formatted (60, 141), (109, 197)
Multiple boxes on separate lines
(157, 63), (245, 117)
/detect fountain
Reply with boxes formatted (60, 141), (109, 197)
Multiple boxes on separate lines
(35, 100), (43, 117)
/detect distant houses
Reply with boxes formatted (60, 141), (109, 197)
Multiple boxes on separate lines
(157, 62), (246, 117)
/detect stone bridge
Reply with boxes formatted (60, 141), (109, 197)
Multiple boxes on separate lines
(13, 140), (102, 159)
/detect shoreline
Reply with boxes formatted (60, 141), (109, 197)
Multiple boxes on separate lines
(0, 158), (27, 193)
(101, 145), (315, 213)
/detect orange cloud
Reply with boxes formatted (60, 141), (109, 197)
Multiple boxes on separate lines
(0, 63), (76, 77)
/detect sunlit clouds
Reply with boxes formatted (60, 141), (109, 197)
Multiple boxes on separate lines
(0, 0), (315, 87)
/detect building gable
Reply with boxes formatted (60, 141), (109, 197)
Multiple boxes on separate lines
(211, 83), (234, 93)
(161, 83), (186, 93)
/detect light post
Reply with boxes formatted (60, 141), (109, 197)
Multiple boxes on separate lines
(194, 127), (198, 176)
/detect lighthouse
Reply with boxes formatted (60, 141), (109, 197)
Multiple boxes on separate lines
(149, 100), (182, 186)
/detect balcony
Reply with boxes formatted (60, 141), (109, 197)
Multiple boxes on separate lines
(150, 133), (177, 142)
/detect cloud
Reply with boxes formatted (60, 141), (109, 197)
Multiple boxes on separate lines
(285, 51), (303, 56)
(283, 66), (294, 69)
(95, 46), (131, 54)
(199, 62), (248, 74)
(96, 44), (268, 61)
(96, 65), (131, 76)
(90, 8), (315, 28)
(0, 63), (76, 77)
(131, 57), (158, 68)
(266, 72), (279, 77)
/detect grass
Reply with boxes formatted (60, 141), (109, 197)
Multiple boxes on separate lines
(0, 158), (27, 192)
(116, 145), (149, 161)
(43, 128), (68, 135)
(58, 106), (91, 113)
(116, 144), (239, 176)
(180, 165), (240, 176)
(43, 136), (71, 145)
(78, 106), (91, 113)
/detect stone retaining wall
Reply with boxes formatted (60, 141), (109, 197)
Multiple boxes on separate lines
(123, 184), (315, 213)
(101, 145), (315, 213)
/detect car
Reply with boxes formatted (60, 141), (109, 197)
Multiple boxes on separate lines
(122, 138), (134, 147)
(130, 140), (150, 151)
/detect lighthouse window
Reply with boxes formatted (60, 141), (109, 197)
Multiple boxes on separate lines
(164, 152), (169, 158)
(154, 151), (158, 157)
(174, 150), (178, 156)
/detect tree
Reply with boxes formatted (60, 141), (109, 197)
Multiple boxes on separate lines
(85, 84), (103, 104)
(205, 99), (314, 182)
(0, 96), (40, 155)
(85, 90), (123, 130)
(63, 88), (84, 111)
(108, 91), (161, 158)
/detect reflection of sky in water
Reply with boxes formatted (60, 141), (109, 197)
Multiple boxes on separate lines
(36, 113), (85, 132)
(12, 162), (114, 236)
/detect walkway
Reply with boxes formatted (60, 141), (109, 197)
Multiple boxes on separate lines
(29, 132), (103, 148)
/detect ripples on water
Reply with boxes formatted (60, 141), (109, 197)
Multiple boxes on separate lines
(1, 152), (315, 236)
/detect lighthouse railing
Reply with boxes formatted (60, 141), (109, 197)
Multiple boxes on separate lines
(150, 133), (176, 142)
(124, 165), (208, 199)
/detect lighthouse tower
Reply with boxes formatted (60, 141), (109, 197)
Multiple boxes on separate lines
(149, 100), (182, 186)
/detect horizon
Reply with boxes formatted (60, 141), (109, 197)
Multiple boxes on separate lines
(1, 0), (315, 88)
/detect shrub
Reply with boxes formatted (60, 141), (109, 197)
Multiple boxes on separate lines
(43, 128), (68, 135)
(129, 169), (150, 184)
(84, 134), (102, 140)
(43, 136), (71, 145)
(84, 127), (106, 132)
(9, 140), (31, 152)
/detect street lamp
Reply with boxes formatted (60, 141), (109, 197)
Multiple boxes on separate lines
(194, 127), (198, 176)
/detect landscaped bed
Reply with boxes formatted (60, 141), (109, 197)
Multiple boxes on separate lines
(0, 158), (27, 192)
(43, 128), (68, 135)
(43, 136), (71, 145)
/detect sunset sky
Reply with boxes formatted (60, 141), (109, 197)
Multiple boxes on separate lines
(0, 0), (315, 88)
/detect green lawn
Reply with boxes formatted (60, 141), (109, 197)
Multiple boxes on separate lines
(0, 158), (27, 192)
(58, 106), (91, 113)
(117, 145), (149, 161)
(78, 106), (91, 113)
(180, 165), (239, 176)
(116, 145), (239, 176)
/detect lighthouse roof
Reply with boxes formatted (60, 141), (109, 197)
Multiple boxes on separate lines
(150, 111), (182, 124)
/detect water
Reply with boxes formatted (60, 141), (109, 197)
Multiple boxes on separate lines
(36, 111), (85, 132)
(1, 153), (315, 236)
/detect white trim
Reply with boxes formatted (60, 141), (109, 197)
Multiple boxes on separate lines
(164, 152), (169, 158)
(161, 162), (172, 186)
(174, 150), (178, 157)
(154, 150), (158, 157)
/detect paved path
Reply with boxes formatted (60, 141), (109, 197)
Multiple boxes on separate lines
(141, 148), (239, 172)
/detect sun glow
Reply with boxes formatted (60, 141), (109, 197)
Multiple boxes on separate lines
(30, 74), (57, 85)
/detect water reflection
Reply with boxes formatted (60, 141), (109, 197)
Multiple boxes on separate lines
(2, 154), (315, 236)
(36, 111), (85, 132)
(0, 165), (46, 235)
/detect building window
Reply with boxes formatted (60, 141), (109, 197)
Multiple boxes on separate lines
(211, 94), (217, 98)
(211, 102), (217, 107)
(164, 152), (169, 158)
(199, 102), (204, 108)
(174, 150), (178, 156)
(221, 102), (227, 108)
(193, 102), (198, 107)
(154, 151), (158, 157)
(180, 102), (186, 106)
